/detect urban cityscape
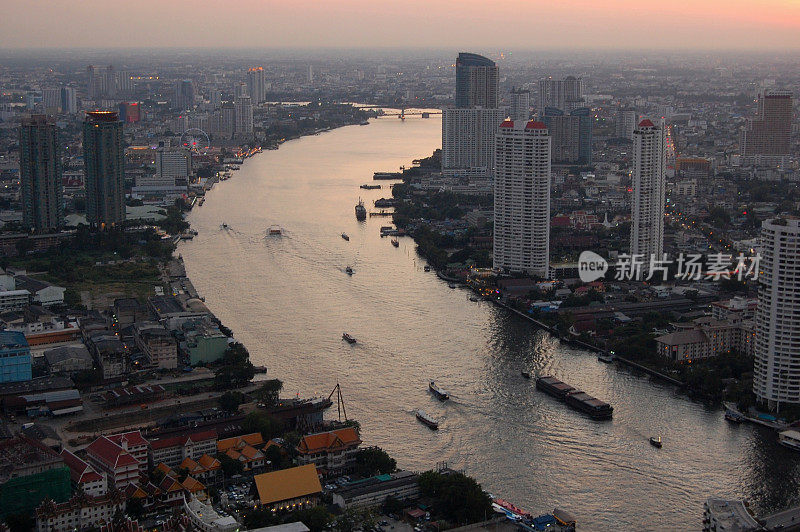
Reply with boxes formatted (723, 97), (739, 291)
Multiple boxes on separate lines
(1, 3), (800, 532)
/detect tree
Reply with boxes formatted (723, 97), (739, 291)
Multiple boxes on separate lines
(125, 497), (145, 519)
(417, 470), (492, 525)
(255, 379), (283, 406)
(218, 391), (247, 412)
(354, 447), (396, 477)
(217, 453), (244, 477)
(214, 343), (255, 389)
(242, 411), (284, 440)
(293, 506), (334, 532)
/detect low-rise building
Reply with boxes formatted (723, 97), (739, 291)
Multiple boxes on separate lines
(150, 430), (218, 469)
(14, 276), (65, 307)
(0, 290), (31, 312)
(655, 317), (755, 363)
(332, 471), (420, 509)
(35, 492), (126, 532)
(133, 323), (178, 369)
(60, 449), (107, 497)
(0, 330), (32, 383)
(86, 436), (141, 489)
(43, 345), (93, 375)
(296, 427), (361, 477)
(253, 464), (322, 512)
(107, 431), (149, 476)
(217, 433), (266, 472)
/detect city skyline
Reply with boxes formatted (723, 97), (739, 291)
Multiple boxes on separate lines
(3, 0), (800, 50)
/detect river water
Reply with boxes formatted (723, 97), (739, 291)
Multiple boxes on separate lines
(179, 113), (799, 530)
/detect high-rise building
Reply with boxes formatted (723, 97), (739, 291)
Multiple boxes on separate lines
(740, 90), (793, 163)
(210, 89), (222, 109)
(86, 65), (98, 100)
(173, 80), (194, 110)
(155, 146), (191, 180)
(307, 65), (314, 84)
(754, 217), (800, 411)
(441, 108), (504, 178)
(60, 87), (77, 114)
(538, 76), (583, 114)
(493, 119), (551, 278)
(117, 102), (141, 123)
(234, 96), (253, 137)
(234, 82), (248, 99)
(83, 111), (125, 227)
(18, 115), (64, 233)
(616, 109), (638, 140)
(455, 52), (498, 109)
(541, 107), (593, 165)
(219, 102), (236, 137)
(509, 89), (530, 122)
(630, 118), (666, 262)
(246, 67), (266, 104)
(41, 88), (62, 112)
(116, 70), (134, 94)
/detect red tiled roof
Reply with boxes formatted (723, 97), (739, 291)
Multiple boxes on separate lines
(108, 431), (148, 449)
(638, 119), (654, 127)
(60, 449), (103, 485)
(499, 119), (514, 128)
(525, 120), (547, 130)
(150, 429), (217, 450)
(87, 436), (139, 469)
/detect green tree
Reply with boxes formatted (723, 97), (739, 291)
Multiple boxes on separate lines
(294, 506), (334, 532)
(417, 470), (492, 525)
(255, 379), (283, 406)
(354, 447), (396, 477)
(218, 391), (247, 412)
(217, 453), (244, 477)
(242, 411), (284, 440)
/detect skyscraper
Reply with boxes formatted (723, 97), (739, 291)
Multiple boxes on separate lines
(210, 89), (222, 110)
(616, 109), (638, 140)
(441, 108), (504, 177)
(60, 87), (77, 114)
(753, 217), (800, 412)
(41, 88), (62, 112)
(509, 89), (530, 122)
(234, 82), (248, 99)
(740, 90), (793, 163)
(493, 119), (551, 278)
(455, 52), (498, 109)
(174, 80), (195, 110)
(235, 96), (253, 137)
(246, 67), (266, 104)
(18, 115), (64, 233)
(540, 107), (593, 165)
(630, 118), (666, 262)
(83, 111), (125, 227)
(538, 76), (583, 114)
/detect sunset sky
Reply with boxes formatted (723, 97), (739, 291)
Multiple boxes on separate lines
(3, 0), (800, 50)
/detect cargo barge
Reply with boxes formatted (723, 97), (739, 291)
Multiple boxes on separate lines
(536, 375), (613, 420)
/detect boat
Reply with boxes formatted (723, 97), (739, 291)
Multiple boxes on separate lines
(355, 199), (367, 220)
(429, 381), (449, 401)
(341, 233), (350, 241)
(268, 226), (282, 236)
(391, 238), (399, 247)
(725, 410), (744, 423)
(598, 352), (614, 363)
(649, 436), (663, 448)
(448, 283), (457, 289)
(415, 410), (439, 430)
(424, 265), (431, 272)
(779, 430), (800, 451)
(220, 223), (229, 230)
(345, 266), (354, 275)
(374, 198), (397, 208)
(535, 376), (577, 401)
(373, 171), (402, 180)
(469, 295), (480, 302)
(521, 370), (531, 379)
(360, 184), (381, 189)
(342, 333), (357, 344)
(565, 391), (614, 420)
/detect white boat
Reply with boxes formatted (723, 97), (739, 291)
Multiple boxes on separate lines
(415, 410), (439, 430)
(779, 430), (800, 451)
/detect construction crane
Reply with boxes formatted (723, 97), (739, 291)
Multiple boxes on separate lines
(327, 382), (348, 422)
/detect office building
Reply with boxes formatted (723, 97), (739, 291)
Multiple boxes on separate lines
(234, 82), (248, 99)
(19, 115), (64, 232)
(210, 89), (222, 109)
(116, 70), (134, 94)
(441, 108), (503, 177)
(174, 80), (195, 110)
(41, 88), (61, 112)
(538, 76), (583, 114)
(616, 109), (638, 140)
(60, 87), (77, 114)
(493, 119), (551, 278)
(235, 95), (254, 137)
(155, 145), (191, 180)
(630, 118), (666, 262)
(753, 217), (800, 411)
(740, 90), (793, 164)
(247, 67), (266, 104)
(455, 52), (498, 109)
(83, 111), (125, 227)
(541, 107), (592, 165)
(509, 89), (530, 122)
(118, 101), (141, 123)
(0, 331), (32, 383)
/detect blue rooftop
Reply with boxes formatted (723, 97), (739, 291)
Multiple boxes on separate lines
(0, 331), (28, 349)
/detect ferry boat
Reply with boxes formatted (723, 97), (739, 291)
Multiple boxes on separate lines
(564, 391), (614, 420)
(391, 238), (399, 247)
(345, 266), (354, 275)
(373, 171), (402, 180)
(355, 199), (367, 220)
(535, 376), (576, 400)
(342, 333), (357, 344)
(725, 410), (744, 423)
(341, 233), (350, 241)
(649, 436), (663, 448)
(429, 381), (449, 401)
(779, 430), (800, 451)
(415, 410), (439, 430)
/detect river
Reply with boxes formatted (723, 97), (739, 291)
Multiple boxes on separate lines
(179, 112), (800, 530)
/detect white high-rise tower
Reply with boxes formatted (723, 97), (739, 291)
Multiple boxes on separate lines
(246, 67), (266, 104)
(754, 217), (800, 411)
(493, 119), (551, 278)
(630, 118), (666, 262)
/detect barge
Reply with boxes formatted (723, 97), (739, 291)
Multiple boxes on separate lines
(535, 376), (576, 400)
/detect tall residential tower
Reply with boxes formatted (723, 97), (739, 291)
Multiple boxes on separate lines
(455, 52), (498, 109)
(18, 115), (64, 232)
(630, 118), (666, 261)
(83, 111), (125, 227)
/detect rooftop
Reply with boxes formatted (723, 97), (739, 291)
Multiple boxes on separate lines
(254, 464), (322, 505)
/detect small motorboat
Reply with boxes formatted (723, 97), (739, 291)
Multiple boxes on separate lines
(649, 436), (662, 448)
(448, 283), (457, 289)
(429, 381), (449, 401)
(391, 238), (399, 247)
(220, 223), (229, 230)
(342, 333), (357, 344)
(469, 295), (480, 302)
(598, 353), (614, 364)
(725, 410), (744, 423)
(345, 266), (354, 275)
(341, 233), (350, 241)
(521, 370), (531, 379)
(424, 265), (431, 272)
(268, 225), (282, 236)
(415, 410), (439, 430)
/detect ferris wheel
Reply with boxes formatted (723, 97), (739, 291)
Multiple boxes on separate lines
(180, 128), (210, 152)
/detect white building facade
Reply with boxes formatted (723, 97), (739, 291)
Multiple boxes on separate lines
(441, 107), (503, 178)
(493, 119), (551, 278)
(753, 217), (800, 411)
(630, 118), (666, 263)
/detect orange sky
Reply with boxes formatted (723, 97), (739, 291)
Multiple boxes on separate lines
(3, 0), (800, 50)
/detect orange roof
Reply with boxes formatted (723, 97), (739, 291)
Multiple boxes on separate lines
(155, 463), (175, 477)
(197, 454), (221, 470)
(180, 457), (202, 473)
(181, 476), (205, 493)
(240, 445), (263, 460)
(217, 433), (264, 452)
(297, 427), (361, 455)
(254, 464), (322, 505)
